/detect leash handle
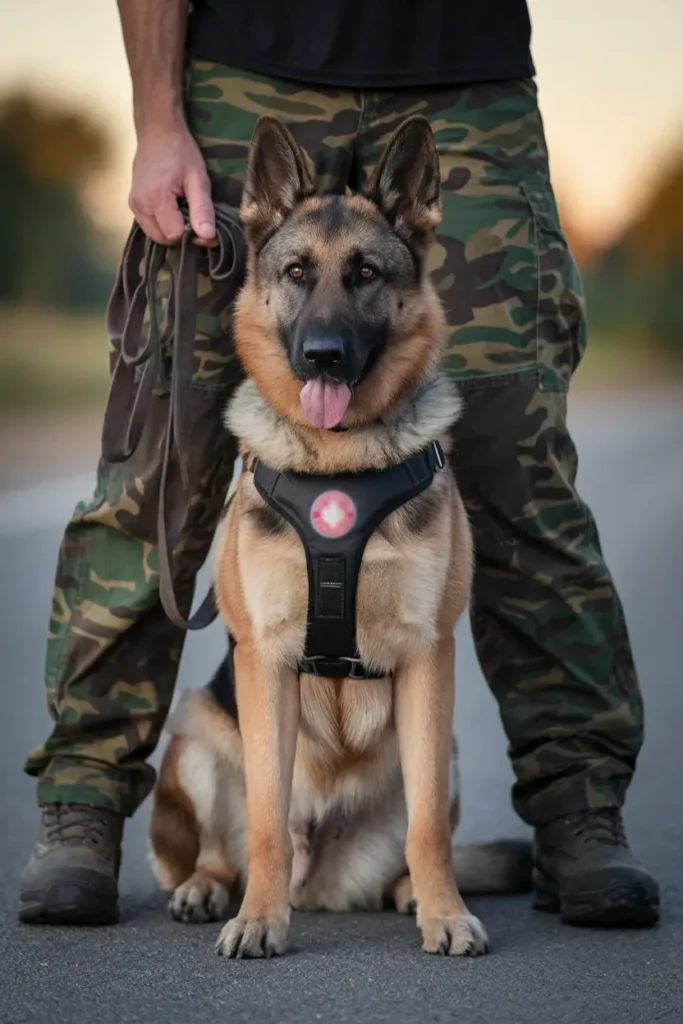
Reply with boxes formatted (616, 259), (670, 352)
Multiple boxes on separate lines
(100, 204), (245, 631)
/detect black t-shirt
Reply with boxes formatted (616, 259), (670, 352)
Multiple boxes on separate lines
(187, 1), (534, 89)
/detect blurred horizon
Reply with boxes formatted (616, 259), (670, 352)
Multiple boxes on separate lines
(1, 0), (682, 422)
(2, 0), (683, 250)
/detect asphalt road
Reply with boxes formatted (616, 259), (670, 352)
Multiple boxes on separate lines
(1, 394), (682, 1024)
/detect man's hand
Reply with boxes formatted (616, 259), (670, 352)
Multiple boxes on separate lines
(117, 0), (210, 247)
(129, 122), (217, 247)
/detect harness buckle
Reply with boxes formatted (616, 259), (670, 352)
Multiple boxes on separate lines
(298, 655), (386, 680)
(342, 656), (366, 680)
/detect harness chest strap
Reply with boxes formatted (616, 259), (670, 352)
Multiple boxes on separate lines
(252, 440), (446, 679)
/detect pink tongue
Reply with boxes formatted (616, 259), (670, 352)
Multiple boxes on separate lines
(300, 379), (352, 429)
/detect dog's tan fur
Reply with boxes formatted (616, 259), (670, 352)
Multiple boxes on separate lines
(149, 116), (529, 959)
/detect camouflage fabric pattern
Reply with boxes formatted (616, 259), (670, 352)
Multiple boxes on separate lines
(26, 61), (642, 825)
(27, 374), (237, 815)
(450, 380), (642, 822)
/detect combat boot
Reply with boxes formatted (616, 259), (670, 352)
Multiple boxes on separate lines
(19, 804), (123, 925)
(533, 808), (659, 927)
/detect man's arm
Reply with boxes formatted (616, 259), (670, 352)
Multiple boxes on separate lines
(117, 0), (216, 245)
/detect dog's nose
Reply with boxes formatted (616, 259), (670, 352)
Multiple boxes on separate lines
(303, 337), (344, 370)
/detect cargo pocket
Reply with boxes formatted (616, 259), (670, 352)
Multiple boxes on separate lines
(522, 182), (587, 391)
(435, 186), (540, 382)
(437, 178), (587, 390)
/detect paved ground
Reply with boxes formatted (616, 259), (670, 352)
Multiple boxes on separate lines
(1, 394), (682, 1024)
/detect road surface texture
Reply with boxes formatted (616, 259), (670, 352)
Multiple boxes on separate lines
(1, 393), (682, 1024)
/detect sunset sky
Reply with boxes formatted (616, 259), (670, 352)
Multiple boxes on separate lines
(2, 0), (683, 246)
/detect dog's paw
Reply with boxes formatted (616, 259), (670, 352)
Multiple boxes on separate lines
(216, 914), (289, 959)
(419, 912), (489, 956)
(169, 873), (231, 924)
(392, 875), (417, 915)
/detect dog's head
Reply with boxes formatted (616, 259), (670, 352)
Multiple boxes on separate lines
(234, 115), (445, 430)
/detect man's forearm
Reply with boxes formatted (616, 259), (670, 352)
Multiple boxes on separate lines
(117, 0), (190, 136)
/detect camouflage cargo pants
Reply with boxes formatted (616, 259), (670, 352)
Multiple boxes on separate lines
(25, 62), (643, 826)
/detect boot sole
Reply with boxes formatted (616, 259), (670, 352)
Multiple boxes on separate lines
(19, 883), (119, 927)
(533, 869), (660, 928)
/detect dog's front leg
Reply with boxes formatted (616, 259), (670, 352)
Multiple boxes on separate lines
(394, 634), (489, 956)
(216, 643), (299, 959)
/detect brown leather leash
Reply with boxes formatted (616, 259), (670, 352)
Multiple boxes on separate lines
(101, 204), (245, 630)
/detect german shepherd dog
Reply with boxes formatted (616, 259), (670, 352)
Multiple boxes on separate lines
(149, 116), (531, 959)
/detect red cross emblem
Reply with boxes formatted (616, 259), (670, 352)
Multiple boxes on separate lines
(310, 490), (357, 539)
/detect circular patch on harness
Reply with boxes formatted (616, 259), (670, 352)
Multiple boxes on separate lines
(310, 490), (357, 539)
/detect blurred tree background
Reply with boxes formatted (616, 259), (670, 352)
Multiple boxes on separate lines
(582, 150), (683, 360)
(0, 91), (118, 412)
(0, 91), (115, 310)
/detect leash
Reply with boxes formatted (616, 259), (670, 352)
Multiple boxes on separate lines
(101, 203), (245, 630)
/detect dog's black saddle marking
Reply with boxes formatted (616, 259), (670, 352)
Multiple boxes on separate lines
(250, 440), (446, 680)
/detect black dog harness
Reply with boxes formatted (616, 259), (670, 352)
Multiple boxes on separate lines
(201, 439), (445, 718)
(252, 440), (445, 679)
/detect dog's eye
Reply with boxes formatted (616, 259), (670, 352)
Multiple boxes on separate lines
(287, 263), (305, 281)
(359, 264), (376, 282)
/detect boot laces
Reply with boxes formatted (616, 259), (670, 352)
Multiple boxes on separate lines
(566, 809), (627, 847)
(44, 805), (112, 849)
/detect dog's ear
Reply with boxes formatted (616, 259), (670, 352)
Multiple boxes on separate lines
(241, 116), (314, 247)
(366, 116), (442, 242)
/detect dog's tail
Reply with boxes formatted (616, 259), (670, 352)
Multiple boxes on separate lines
(453, 839), (533, 895)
